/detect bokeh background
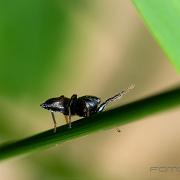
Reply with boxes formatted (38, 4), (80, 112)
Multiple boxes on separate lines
(0, 0), (180, 180)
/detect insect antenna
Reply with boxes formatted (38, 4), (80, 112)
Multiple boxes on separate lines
(97, 84), (135, 112)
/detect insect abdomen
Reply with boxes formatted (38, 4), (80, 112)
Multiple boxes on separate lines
(74, 96), (101, 117)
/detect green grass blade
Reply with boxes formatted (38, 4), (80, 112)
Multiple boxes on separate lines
(132, 0), (180, 72)
(0, 87), (180, 161)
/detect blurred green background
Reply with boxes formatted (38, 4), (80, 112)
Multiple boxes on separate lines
(0, 0), (180, 180)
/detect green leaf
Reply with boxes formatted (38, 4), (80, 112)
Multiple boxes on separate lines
(0, 87), (180, 161)
(0, 0), (71, 98)
(132, 0), (180, 72)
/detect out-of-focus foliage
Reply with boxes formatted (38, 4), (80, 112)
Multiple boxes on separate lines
(133, 0), (180, 72)
(0, 0), (71, 97)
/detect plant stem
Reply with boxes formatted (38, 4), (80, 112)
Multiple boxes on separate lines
(0, 87), (180, 161)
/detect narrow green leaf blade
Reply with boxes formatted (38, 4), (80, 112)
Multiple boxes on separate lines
(0, 87), (180, 161)
(132, 0), (180, 72)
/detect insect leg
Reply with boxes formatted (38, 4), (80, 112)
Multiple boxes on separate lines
(87, 110), (90, 117)
(86, 106), (90, 117)
(51, 112), (57, 133)
(68, 106), (72, 128)
(68, 94), (77, 128)
(97, 84), (135, 112)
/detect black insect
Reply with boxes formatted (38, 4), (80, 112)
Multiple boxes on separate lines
(40, 85), (135, 132)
